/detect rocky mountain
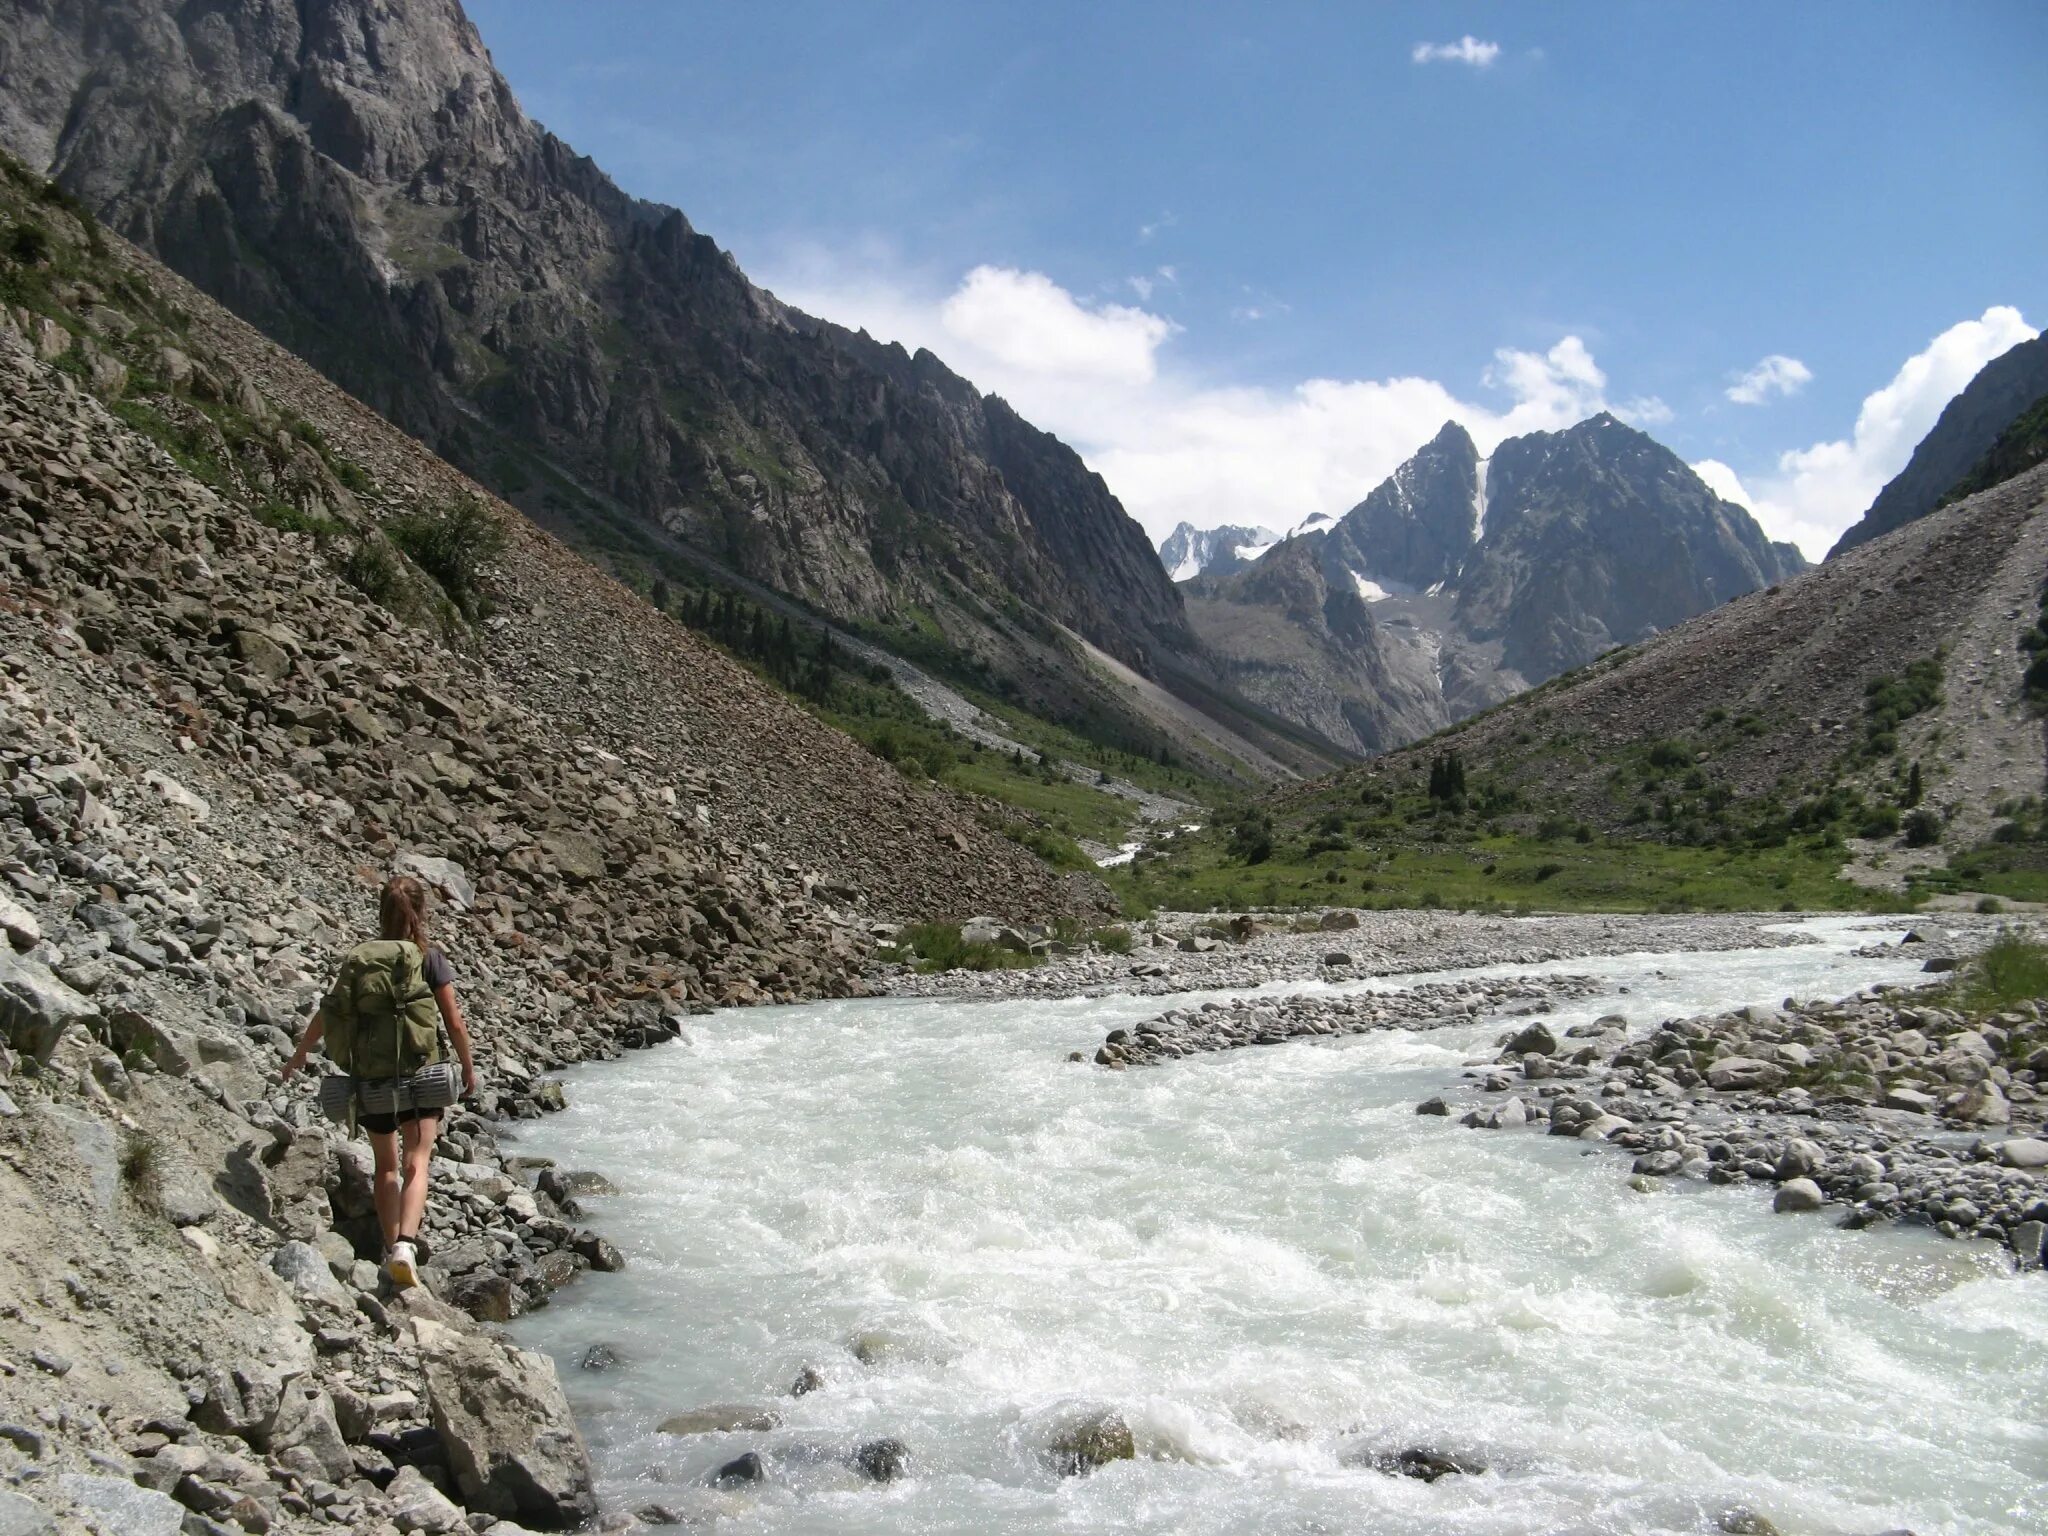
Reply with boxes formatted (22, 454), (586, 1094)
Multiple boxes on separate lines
(0, 0), (1196, 725)
(1829, 330), (2048, 557)
(1157, 521), (1281, 581)
(1337, 453), (2048, 856)
(1186, 414), (1810, 755)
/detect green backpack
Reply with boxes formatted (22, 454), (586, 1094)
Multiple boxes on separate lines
(323, 940), (442, 1080)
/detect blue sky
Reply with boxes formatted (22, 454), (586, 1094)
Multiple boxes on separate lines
(472, 2), (2046, 557)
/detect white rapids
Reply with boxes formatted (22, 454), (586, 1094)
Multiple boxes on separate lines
(512, 918), (2047, 1534)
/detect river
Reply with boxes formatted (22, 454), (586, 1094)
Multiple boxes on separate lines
(512, 917), (2047, 1534)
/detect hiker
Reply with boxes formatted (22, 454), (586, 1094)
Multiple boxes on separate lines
(282, 874), (478, 1287)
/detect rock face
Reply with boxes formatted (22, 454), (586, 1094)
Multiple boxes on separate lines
(0, 0), (1196, 716)
(1829, 331), (2048, 557)
(1186, 415), (1807, 753)
(1156, 522), (1281, 582)
(416, 1318), (598, 1529)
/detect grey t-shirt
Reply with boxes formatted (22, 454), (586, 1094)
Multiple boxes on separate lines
(422, 947), (455, 991)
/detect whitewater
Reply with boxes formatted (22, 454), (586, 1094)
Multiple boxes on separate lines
(513, 917), (2046, 1534)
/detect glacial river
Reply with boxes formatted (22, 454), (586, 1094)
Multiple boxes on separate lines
(513, 917), (2047, 1534)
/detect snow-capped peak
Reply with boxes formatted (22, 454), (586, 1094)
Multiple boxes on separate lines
(1156, 521), (1283, 581)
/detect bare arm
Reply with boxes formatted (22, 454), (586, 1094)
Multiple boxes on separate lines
(435, 984), (478, 1097)
(281, 1011), (325, 1080)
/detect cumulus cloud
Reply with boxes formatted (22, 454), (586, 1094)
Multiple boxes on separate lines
(1697, 306), (2037, 558)
(761, 253), (1661, 541)
(939, 265), (1177, 384)
(1411, 36), (1501, 67)
(1726, 353), (1813, 406)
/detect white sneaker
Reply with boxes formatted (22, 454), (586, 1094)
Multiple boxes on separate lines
(385, 1240), (419, 1289)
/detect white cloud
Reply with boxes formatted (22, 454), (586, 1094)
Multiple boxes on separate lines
(1618, 396), (1675, 426)
(939, 265), (1176, 384)
(761, 253), (1654, 542)
(1705, 306), (2037, 558)
(1127, 274), (1154, 301)
(1725, 353), (1813, 406)
(1411, 36), (1501, 68)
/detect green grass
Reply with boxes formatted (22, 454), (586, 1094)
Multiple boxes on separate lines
(890, 921), (1042, 973)
(1111, 823), (1919, 916)
(1956, 934), (2048, 1013)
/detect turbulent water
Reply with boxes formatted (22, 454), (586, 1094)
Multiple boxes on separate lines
(513, 918), (2047, 1535)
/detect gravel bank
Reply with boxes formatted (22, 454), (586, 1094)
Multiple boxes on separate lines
(887, 909), (1833, 1003)
(1437, 966), (2048, 1267)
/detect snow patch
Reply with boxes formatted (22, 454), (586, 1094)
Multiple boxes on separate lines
(1169, 554), (1202, 582)
(1232, 540), (1277, 562)
(1473, 455), (1491, 542)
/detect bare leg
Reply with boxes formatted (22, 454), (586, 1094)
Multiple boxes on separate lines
(368, 1129), (402, 1249)
(397, 1113), (440, 1241)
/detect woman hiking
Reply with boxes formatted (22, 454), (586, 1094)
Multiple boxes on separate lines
(283, 874), (478, 1288)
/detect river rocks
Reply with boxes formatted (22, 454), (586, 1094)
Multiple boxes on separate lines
(851, 1438), (910, 1482)
(1706, 1057), (1786, 1093)
(1091, 973), (1604, 1066)
(1502, 1020), (1558, 1057)
(1773, 1178), (1826, 1213)
(1996, 1137), (2048, 1169)
(658, 1404), (782, 1436)
(1366, 1447), (1487, 1482)
(0, 1490), (55, 1536)
(1444, 960), (2047, 1262)
(415, 1317), (598, 1528)
(712, 1451), (768, 1487)
(790, 1366), (826, 1396)
(1045, 1410), (1135, 1476)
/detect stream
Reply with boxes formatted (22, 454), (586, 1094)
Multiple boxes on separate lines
(512, 917), (2046, 1534)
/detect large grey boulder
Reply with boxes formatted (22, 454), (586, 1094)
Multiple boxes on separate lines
(415, 1317), (596, 1528)
(0, 951), (98, 1062)
(1706, 1057), (1786, 1093)
(55, 1475), (183, 1536)
(0, 1490), (55, 1536)
(267, 1378), (353, 1481)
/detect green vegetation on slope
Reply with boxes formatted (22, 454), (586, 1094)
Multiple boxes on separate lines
(1941, 391), (2048, 507)
(1118, 647), (1957, 915)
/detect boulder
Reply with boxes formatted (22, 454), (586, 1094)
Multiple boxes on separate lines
(0, 951), (98, 1062)
(0, 895), (39, 952)
(53, 1476), (183, 1536)
(272, 1241), (348, 1307)
(1045, 1409), (1135, 1476)
(192, 1363), (285, 1442)
(1881, 1086), (1939, 1114)
(1773, 1178), (1825, 1213)
(852, 1438), (910, 1482)
(1706, 1057), (1786, 1093)
(1319, 910), (1361, 931)
(0, 1490), (55, 1536)
(1774, 1138), (1825, 1181)
(712, 1450), (767, 1487)
(1946, 1081), (2010, 1125)
(1994, 1137), (2048, 1170)
(267, 1379), (352, 1482)
(385, 1465), (467, 1534)
(1502, 1021), (1557, 1057)
(395, 853), (475, 910)
(415, 1317), (596, 1528)
(658, 1404), (781, 1436)
(140, 769), (209, 821)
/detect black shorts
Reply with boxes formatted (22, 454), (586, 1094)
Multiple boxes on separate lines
(359, 1107), (443, 1137)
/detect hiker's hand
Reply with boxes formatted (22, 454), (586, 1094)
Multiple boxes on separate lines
(280, 1049), (306, 1082)
(462, 1065), (479, 1099)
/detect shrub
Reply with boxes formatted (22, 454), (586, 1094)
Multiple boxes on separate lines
(1975, 896), (2006, 915)
(7, 220), (49, 265)
(1647, 739), (1694, 771)
(1960, 934), (2048, 1012)
(1532, 861), (1566, 882)
(386, 496), (505, 620)
(119, 1134), (160, 1207)
(1090, 926), (1135, 955)
(1902, 808), (1942, 848)
(900, 921), (1039, 973)
(340, 537), (404, 608)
